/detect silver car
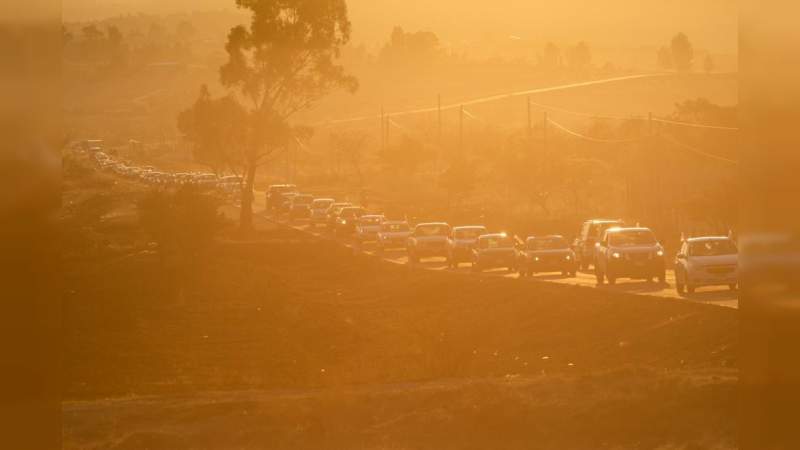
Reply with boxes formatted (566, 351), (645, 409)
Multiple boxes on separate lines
(376, 221), (411, 254)
(447, 226), (487, 268)
(675, 236), (738, 294)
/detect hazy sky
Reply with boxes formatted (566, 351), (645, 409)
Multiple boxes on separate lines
(62, 0), (737, 53)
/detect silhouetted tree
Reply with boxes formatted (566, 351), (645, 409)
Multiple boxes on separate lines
(217, 0), (358, 230)
(81, 24), (102, 41)
(379, 26), (441, 66)
(670, 32), (693, 72)
(567, 41), (591, 70)
(704, 54), (715, 74)
(330, 130), (368, 186)
(541, 42), (561, 69)
(177, 85), (248, 176)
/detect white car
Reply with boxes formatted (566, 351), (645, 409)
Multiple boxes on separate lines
(376, 221), (411, 254)
(675, 236), (738, 294)
(355, 215), (386, 246)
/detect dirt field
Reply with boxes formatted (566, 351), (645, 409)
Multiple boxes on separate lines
(62, 158), (737, 449)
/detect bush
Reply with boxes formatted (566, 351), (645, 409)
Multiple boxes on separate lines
(138, 186), (223, 261)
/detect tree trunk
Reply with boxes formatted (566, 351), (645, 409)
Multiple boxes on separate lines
(239, 162), (257, 231)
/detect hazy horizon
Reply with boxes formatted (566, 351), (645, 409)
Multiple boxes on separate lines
(63, 0), (738, 54)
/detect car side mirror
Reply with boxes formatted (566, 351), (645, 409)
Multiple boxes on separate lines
(676, 253), (686, 259)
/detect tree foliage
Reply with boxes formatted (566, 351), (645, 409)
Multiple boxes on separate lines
(670, 32), (693, 72)
(179, 0), (358, 230)
(138, 186), (224, 261)
(177, 85), (249, 175)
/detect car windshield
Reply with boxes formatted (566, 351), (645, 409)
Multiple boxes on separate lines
(528, 237), (568, 250)
(609, 230), (656, 247)
(480, 236), (513, 249)
(591, 222), (623, 238)
(341, 208), (365, 218)
(360, 216), (383, 225)
(312, 200), (333, 208)
(382, 223), (409, 232)
(454, 228), (486, 239)
(416, 225), (449, 237)
(294, 196), (313, 205)
(689, 240), (737, 256)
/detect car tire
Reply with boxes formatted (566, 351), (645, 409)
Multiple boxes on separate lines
(569, 271), (576, 277)
(595, 269), (604, 285)
(472, 263), (480, 273)
(729, 284), (737, 291)
(687, 285), (696, 294)
(658, 272), (666, 284)
(607, 273), (616, 285)
(677, 282), (685, 294)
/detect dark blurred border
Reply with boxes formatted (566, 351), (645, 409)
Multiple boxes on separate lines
(0, 1), (62, 449)
(740, 1), (800, 449)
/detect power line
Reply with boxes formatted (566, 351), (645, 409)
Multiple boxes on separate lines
(652, 117), (739, 131)
(316, 72), (672, 126)
(547, 118), (642, 144)
(658, 133), (739, 165)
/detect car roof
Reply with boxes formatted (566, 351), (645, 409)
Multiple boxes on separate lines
(587, 219), (623, 224)
(605, 227), (651, 234)
(686, 236), (731, 243)
(416, 222), (449, 227)
(341, 206), (364, 211)
(479, 233), (509, 239)
(453, 225), (487, 231)
(313, 198), (334, 202)
(382, 220), (408, 224)
(360, 214), (384, 219)
(526, 234), (565, 241)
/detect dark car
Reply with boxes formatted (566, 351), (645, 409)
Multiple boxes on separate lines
(518, 235), (577, 277)
(266, 184), (297, 213)
(594, 227), (666, 285)
(333, 206), (366, 237)
(288, 194), (314, 221)
(471, 233), (518, 273)
(572, 219), (625, 270)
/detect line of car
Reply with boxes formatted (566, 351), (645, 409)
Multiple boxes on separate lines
(89, 150), (244, 194)
(267, 185), (739, 294)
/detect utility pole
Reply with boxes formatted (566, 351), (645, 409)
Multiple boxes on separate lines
(385, 114), (390, 145)
(437, 94), (442, 174)
(459, 105), (464, 154)
(380, 106), (385, 152)
(543, 111), (548, 153)
(438, 94), (442, 144)
(527, 96), (532, 139)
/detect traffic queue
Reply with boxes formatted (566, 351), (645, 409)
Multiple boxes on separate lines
(266, 185), (739, 294)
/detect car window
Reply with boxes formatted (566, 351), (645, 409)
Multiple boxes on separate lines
(341, 208), (365, 218)
(454, 228), (486, 239)
(689, 240), (737, 257)
(608, 230), (656, 247)
(359, 216), (384, 225)
(528, 237), (568, 250)
(480, 236), (513, 249)
(383, 223), (409, 232)
(416, 225), (449, 237)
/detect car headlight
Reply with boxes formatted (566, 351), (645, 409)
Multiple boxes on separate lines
(612, 252), (621, 259)
(656, 249), (664, 257)
(565, 255), (572, 260)
(533, 256), (540, 262)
